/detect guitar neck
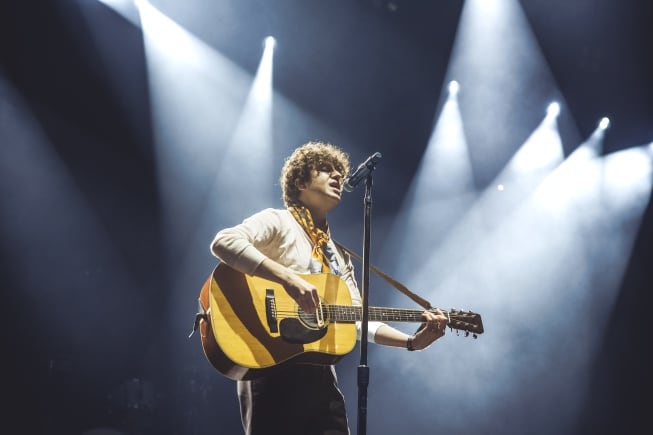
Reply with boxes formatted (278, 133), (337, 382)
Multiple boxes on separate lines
(327, 305), (438, 324)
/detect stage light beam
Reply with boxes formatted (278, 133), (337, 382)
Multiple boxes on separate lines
(570, 118), (611, 159)
(264, 36), (276, 50)
(382, 82), (475, 289)
(448, 80), (460, 97)
(547, 101), (560, 118)
(96, 0), (141, 25)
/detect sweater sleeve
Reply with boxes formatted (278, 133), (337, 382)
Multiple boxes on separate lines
(210, 208), (283, 275)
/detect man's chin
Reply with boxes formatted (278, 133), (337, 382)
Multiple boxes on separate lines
(324, 193), (341, 206)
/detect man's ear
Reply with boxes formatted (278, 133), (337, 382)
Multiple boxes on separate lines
(295, 178), (307, 191)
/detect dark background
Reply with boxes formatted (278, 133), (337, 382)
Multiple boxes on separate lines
(1, 0), (651, 434)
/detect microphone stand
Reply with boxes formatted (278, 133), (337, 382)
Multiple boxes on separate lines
(357, 172), (373, 435)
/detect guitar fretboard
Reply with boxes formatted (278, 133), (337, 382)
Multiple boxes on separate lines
(325, 305), (440, 323)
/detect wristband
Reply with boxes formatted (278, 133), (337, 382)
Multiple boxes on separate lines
(407, 335), (416, 351)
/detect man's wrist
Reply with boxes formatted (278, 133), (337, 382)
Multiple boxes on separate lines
(406, 334), (416, 351)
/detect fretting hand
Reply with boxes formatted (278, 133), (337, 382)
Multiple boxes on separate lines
(409, 309), (448, 350)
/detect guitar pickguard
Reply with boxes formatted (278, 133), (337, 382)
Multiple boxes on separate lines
(279, 318), (328, 344)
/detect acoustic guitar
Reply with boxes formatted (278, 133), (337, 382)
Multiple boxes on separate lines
(196, 263), (484, 381)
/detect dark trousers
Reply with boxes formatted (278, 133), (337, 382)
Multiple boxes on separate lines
(237, 364), (350, 435)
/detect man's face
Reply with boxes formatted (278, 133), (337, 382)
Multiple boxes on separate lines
(297, 162), (344, 210)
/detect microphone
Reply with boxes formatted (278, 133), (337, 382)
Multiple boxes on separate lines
(343, 152), (382, 192)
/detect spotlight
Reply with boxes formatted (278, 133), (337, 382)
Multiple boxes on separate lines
(264, 36), (276, 50)
(547, 102), (560, 118)
(448, 80), (460, 97)
(598, 117), (610, 130)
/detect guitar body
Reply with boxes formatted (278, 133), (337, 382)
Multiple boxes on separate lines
(199, 263), (357, 381)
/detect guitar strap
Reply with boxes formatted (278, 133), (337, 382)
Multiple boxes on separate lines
(333, 241), (433, 310)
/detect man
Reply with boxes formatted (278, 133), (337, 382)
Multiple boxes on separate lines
(211, 141), (447, 435)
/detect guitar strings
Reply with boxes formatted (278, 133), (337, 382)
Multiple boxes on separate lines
(271, 302), (478, 330)
(272, 303), (434, 322)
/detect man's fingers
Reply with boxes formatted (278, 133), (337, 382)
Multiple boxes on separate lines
(299, 288), (319, 313)
(311, 289), (320, 308)
(301, 297), (316, 313)
(422, 310), (447, 333)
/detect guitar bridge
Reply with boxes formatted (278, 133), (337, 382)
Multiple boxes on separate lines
(265, 289), (278, 333)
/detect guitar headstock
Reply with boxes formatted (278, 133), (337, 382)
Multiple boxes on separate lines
(445, 309), (484, 338)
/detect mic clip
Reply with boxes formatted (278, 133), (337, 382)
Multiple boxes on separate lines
(343, 152), (382, 192)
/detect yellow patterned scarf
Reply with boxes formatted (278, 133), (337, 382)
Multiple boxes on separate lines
(288, 206), (331, 273)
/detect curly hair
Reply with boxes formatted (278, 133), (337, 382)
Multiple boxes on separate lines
(280, 141), (350, 207)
